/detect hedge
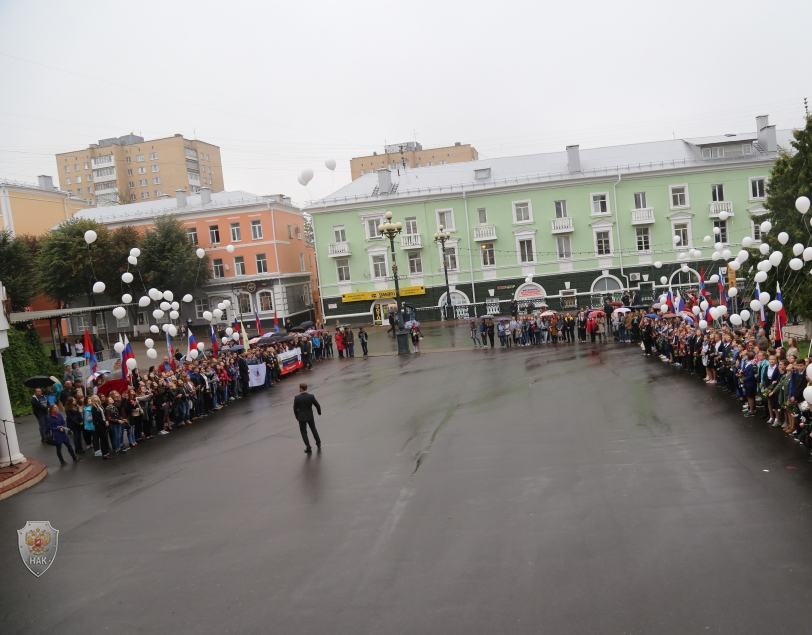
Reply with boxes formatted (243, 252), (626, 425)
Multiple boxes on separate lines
(1, 325), (62, 416)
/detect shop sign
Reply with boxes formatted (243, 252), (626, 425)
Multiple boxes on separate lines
(341, 285), (426, 303)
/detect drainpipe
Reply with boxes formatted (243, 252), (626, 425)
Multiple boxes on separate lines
(612, 173), (631, 291)
(462, 188), (477, 311)
(269, 202), (282, 319)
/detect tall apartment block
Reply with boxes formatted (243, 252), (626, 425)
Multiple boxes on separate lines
(55, 133), (224, 206)
(349, 141), (478, 180)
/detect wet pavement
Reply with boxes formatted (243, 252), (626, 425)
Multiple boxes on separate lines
(4, 334), (812, 634)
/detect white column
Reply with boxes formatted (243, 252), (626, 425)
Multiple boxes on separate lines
(0, 352), (25, 467)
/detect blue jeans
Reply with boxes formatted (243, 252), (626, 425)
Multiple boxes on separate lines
(541, 330), (549, 343)
(109, 423), (123, 452)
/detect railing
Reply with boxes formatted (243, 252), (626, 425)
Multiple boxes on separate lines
(631, 208), (655, 223)
(400, 233), (423, 248)
(327, 241), (351, 256)
(709, 201), (733, 217)
(473, 224), (497, 240)
(550, 216), (574, 232)
(92, 155), (114, 167)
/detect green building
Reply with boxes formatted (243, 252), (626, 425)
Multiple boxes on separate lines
(307, 115), (791, 324)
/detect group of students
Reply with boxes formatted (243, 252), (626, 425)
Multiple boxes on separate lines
(642, 314), (812, 461)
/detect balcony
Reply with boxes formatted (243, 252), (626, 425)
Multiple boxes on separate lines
(709, 201), (734, 218)
(473, 224), (497, 241)
(550, 216), (574, 233)
(400, 233), (423, 249)
(631, 208), (655, 224)
(327, 241), (351, 257)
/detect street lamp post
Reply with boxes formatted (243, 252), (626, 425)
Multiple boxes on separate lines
(377, 212), (411, 355)
(433, 226), (453, 321)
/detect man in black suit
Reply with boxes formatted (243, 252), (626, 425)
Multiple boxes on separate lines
(293, 382), (322, 453)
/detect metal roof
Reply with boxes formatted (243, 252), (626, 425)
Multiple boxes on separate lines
(9, 303), (134, 324)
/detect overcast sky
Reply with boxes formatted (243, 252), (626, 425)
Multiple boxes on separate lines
(0, 0), (808, 204)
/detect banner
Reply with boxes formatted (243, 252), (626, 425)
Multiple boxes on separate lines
(279, 347), (303, 375)
(248, 363), (266, 387)
(341, 285), (425, 303)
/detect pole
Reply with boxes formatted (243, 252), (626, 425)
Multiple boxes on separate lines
(441, 241), (452, 321)
(390, 236), (403, 328)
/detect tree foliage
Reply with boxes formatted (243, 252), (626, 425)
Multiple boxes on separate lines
(139, 215), (210, 295)
(1, 326), (62, 416)
(758, 115), (812, 317)
(0, 230), (38, 311)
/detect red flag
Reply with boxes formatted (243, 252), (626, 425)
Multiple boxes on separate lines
(83, 329), (97, 373)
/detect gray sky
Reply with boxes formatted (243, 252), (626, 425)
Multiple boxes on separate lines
(0, 0), (808, 204)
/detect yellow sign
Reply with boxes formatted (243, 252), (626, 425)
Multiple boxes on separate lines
(341, 285), (426, 303)
(728, 266), (737, 289)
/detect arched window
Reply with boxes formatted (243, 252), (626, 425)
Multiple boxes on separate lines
(235, 292), (251, 315)
(258, 290), (273, 312)
(668, 268), (700, 288)
(591, 275), (622, 292)
(438, 290), (470, 307)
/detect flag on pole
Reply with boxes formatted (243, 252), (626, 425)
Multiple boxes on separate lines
(232, 317), (241, 343)
(122, 336), (136, 380)
(208, 324), (219, 356)
(775, 282), (787, 345)
(166, 331), (176, 369)
(254, 309), (262, 334)
(273, 308), (279, 333)
(188, 331), (199, 356)
(240, 320), (251, 350)
(83, 328), (97, 374)
(665, 290), (675, 313)
(674, 289), (685, 313)
(755, 282), (767, 327)
(717, 268), (728, 307)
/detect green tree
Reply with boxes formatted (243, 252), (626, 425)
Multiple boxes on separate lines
(0, 230), (38, 311)
(139, 215), (210, 295)
(758, 115), (812, 317)
(1, 325), (62, 416)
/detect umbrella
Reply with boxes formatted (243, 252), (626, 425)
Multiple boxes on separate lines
(662, 313), (676, 318)
(651, 303), (663, 309)
(541, 310), (556, 317)
(681, 315), (695, 325)
(645, 313), (662, 320)
(96, 378), (129, 397)
(480, 314), (494, 319)
(299, 320), (314, 329)
(248, 336), (263, 344)
(613, 307), (631, 314)
(496, 317), (511, 322)
(62, 356), (85, 365)
(106, 369), (123, 380)
(338, 323), (353, 328)
(24, 376), (55, 389)
(85, 370), (111, 386)
(404, 320), (421, 329)
(229, 345), (246, 351)
(608, 301), (623, 307)
(586, 310), (606, 317)
(288, 326), (305, 333)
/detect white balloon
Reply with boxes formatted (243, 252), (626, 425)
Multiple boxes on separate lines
(118, 272), (132, 285)
(678, 252), (687, 260)
(713, 227), (721, 235)
(759, 243), (770, 255)
(164, 290), (174, 301)
(790, 258), (804, 271)
(217, 303), (225, 311)
(709, 307), (720, 320)
(325, 158), (337, 171)
(692, 305), (701, 315)
(212, 309), (223, 319)
(196, 248), (205, 259)
(741, 237), (753, 248)
(168, 325), (178, 337)
(232, 332), (241, 341)
(700, 301), (709, 311)
(153, 309), (164, 319)
(148, 288), (163, 301)
(171, 301), (179, 310)
(673, 235), (681, 244)
(297, 175), (306, 186)
(727, 287), (738, 297)
(122, 294), (133, 304)
(170, 310), (180, 319)
(714, 242), (723, 251)
(113, 341), (125, 353)
(793, 243), (805, 256)
(797, 196), (811, 215)
(711, 251), (721, 261)
(162, 324), (171, 333)
(718, 304), (728, 316)
(93, 281), (105, 294)
(144, 338), (154, 348)
(301, 169), (314, 185)
(728, 259), (741, 271)
(126, 357), (137, 370)
(160, 302), (171, 311)
(719, 211), (730, 221)
(730, 314), (742, 326)
(769, 251), (783, 266)
(759, 292), (770, 304)
(808, 365), (812, 381)
(222, 300), (231, 308)
(768, 300), (783, 312)
(182, 294), (193, 303)
(112, 306), (126, 319)
(778, 232), (789, 245)
(761, 259), (773, 272)
(740, 310), (751, 321)
(750, 299), (762, 311)
(225, 327), (233, 336)
(149, 325), (160, 334)
(202, 310), (213, 321)
(128, 256), (138, 265)
(146, 348), (158, 359)
(708, 275), (719, 284)
(189, 349), (199, 360)
(699, 320), (708, 330)
(130, 248), (141, 257)
(681, 264), (689, 272)
(84, 229), (98, 245)
(197, 342), (205, 351)
(222, 337), (229, 344)
(659, 276), (667, 284)
(737, 250), (749, 262)
(754, 271), (768, 283)
(139, 296), (151, 307)
(721, 249), (732, 259)
(653, 261), (662, 269)
(226, 244), (235, 253)
(760, 220), (772, 233)
(524, 277), (532, 284)
(703, 235), (712, 244)
(804, 247), (812, 262)
(805, 386), (812, 403)
(694, 250), (702, 259)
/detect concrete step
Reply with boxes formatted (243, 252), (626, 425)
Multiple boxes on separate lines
(0, 459), (48, 501)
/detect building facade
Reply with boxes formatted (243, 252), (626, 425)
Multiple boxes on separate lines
(55, 133), (224, 207)
(309, 115), (789, 324)
(350, 142), (478, 181)
(70, 188), (318, 337)
(0, 175), (86, 236)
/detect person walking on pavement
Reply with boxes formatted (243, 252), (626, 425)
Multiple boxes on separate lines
(46, 404), (82, 466)
(293, 383), (322, 453)
(31, 388), (50, 443)
(358, 327), (369, 355)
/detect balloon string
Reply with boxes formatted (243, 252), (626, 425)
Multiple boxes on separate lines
(86, 244), (97, 281)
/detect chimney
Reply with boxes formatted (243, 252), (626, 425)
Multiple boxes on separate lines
(566, 145), (581, 173)
(756, 115), (777, 152)
(175, 189), (187, 207)
(37, 175), (54, 190)
(200, 187), (212, 205)
(377, 168), (392, 193)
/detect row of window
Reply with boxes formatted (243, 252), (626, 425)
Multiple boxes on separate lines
(210, 252), (311, 278)
(359, 159), (447, 175)
(188, 221), (303, 246)
(701, 144), (753, 159)
(194, 290), (275, 318)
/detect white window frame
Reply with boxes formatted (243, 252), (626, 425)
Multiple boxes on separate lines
(186, 228), (198, 245)
(633, 192), (647, 210)
(436, 238), (459, 272)
(296, 226), (302, 240)
(481, 242), (496, 267)
(591, 274), (623, 293)
(590, 192), (611, 216)
(512, 199), (533, 225)
(230, 223), (242, 242)
(477, 207), (487, 224)
(749, 176), (767, 201)
(668, 212), (694, 250)
(435, 208), (456, 231)
(751, 219), (763, 243)
(407, 250), (423, 275)
(590, 220), (614, 257)
(212, 258), (224, 278)
(151, 165), (160, 173)
(335, 258), (351, 282)
(554, 200), (568, 218)
(251, 220), (263, 240)
(711, 184), (725, 202)
(556, 235), (572, 260)
(256, 253), (267, 274)
(194, 298), (210, 319)
(136, 154), (145, 162)
(635, 227), (651, 252)
(138, 167), (146, 174)
(742, 144), (753, 155)
(333, 225), (346, 242)
(150, 152), (159, 160)
(209, 225), (220, 244)
(404, 217), (418, 235)
(669, 184), (690, 209)
(258, 290), (273, 312)
(234, 256), (245, 276)
(513, 229), (537, 265)
(369, 251), (389, 279)
(359, 211), (385, 240)
(713, 219), (728, 244)
(299, 253), (305, 271)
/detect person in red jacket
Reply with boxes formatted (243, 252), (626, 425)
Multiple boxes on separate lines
(335, 328), (346, 359)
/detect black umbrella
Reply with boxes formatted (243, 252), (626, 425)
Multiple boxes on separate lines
(24, 376), (56, 388)
(299, 320), (314, 329)
(288, 326), (305, 333)
(256, 335), (283, 346)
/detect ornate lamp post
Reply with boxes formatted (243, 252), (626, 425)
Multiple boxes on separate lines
(433, 226), (453, 321)
(377, 212), (411, 355)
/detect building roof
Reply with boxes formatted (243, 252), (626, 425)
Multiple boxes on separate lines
(73, 190), (296, 225)
(0, 177), (88, 203)
(9, 303), (133, 324)
(307, 129), (794, 210)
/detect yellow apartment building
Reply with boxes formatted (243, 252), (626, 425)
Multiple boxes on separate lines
(349, 141), (478, 180)
(0, 175), (87, 236)
(55, 133), (224, 206)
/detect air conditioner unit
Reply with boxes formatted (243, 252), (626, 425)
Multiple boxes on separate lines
(629, 273), (641, 281)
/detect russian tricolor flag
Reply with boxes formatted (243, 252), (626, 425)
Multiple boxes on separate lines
(775, 282), (787, 345)
(122, 336), (136, 380)
(209, 324), (219, 356)
(755, 282), (767, 326)
(188, 331), (199, 355)
(83, 328), (97, 374)
(674, 289), (685, 313)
